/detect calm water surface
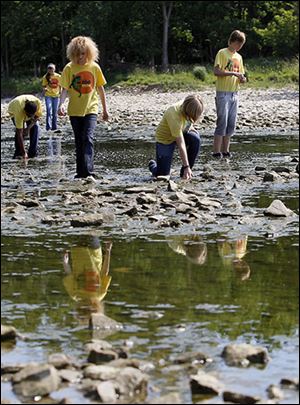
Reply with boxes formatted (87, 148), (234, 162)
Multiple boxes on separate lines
(1, 130), (299, 404)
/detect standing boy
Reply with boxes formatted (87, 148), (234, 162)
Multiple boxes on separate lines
(213, 30), (247, 159)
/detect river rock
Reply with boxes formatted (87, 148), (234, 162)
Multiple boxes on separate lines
(1, 325), (17, 341)
(221, 343), (270, 366)
(70, 214), (104, 227)
(190, 370), (223, 395)
(264, 200), (295, 217)
(223, 391), (261, 404)
(12, 364), (60, 398)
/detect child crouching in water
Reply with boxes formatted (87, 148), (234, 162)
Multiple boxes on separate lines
(148, 94), (204, 180)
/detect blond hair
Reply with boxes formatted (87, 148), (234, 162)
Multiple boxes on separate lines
(66, 36), (99, 63)
(228, 30), (246, 45)
(181, 95), (204, 123)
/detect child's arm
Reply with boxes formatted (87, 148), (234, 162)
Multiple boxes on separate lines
(97, 86), (109, 121)
(214, 65), (244, 79)
(176, 135), (192, 180)
(58, 89), (68, 116)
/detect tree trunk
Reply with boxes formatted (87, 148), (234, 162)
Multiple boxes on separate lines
(161, 1), (173, 72)
(4, 35), (9, 77)
(61, 28), (66, 67)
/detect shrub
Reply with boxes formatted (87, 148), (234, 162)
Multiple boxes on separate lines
(193, 66), (207, 81)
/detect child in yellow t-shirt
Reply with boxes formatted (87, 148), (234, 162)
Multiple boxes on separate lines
(213, 30), (247, 159)
(7, 94), (43, 159)
(58, 36), (109, 179)
(42, 63), (61, 131)
(148, 95), (204, 180)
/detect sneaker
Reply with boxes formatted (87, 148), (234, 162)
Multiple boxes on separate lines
(222, 152), (232, 158)
(212, 152), (222, 159)
(85, 175), (97, 183)
(148, 159), (156, 173)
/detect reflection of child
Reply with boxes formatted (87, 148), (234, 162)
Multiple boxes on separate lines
(42, 63), (61, 131)
(148, 95), (204, 180)
(218, 236), (250, 280)
(63, 239), (112, 317)
(168, 235), (207, 265)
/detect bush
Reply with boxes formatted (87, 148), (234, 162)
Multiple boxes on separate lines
(193, 66), (207, 81)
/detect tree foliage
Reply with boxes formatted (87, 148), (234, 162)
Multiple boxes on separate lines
(1, 0), (298, 77)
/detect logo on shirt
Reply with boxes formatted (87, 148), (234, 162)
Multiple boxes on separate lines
(70, 71), (94, 97)
(225, 58), (241, 72)
(49, 78), (59, 89)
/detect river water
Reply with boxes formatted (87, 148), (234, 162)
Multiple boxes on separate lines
(1, 128), (299, 404)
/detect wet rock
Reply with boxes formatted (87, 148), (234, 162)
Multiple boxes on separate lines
(190, 370), (223, 395)
(223, 391), (261, 404)
(221, 343), (270, 367)
(70, 214), (104, 227)
(196, 197), (222, 210)
(271, 166), (291, 173)
(266, 384), (284, 400)
(12, 364), (60, 398)
(280, 377), (299, 389)
(264, 200), (295, 217)
(147, 392), (183, 404)
(17, 198), (41, 208)
(48, 353), (74, 370)
(58, 369), (82, 383)
(87, 348), (119, 364)
(168, 180), (178, 192)
(122, 206), (138, 217)
(173, 351), (211, 365)
(1, 325), (17, 341)
(263, 171), (281, 182)
(136, 193), (157, 205)
(125, 186), (157, 194)
(97, 380), (118, 403)
(90, 313), (122, 331)
(255, 166), (266, 172)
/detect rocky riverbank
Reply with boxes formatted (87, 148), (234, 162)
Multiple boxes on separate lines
(1, 87), (299, 135)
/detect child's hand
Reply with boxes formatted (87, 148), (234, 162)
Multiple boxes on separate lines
(183, 167), (192, 180)
(102, 111), (109, 121)
(58, 106), (66, 116)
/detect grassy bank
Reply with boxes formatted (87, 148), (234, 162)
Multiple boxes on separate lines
(1, 57), (298, 97)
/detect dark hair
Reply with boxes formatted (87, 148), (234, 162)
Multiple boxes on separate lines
(45, 72), (52, 85)
(24, 100), (37, 116)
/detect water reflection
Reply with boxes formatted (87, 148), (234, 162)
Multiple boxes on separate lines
(63, 236), (112, 325)
(167, 235), (208, 265)
(217, 235), (250, 280)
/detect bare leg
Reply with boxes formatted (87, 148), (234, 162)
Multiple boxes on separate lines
(221, 135), (231, 153)
(213, 135), (223, 153)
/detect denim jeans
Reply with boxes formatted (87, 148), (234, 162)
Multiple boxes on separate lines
(214, 91), (238, 136)
(45, 96), (59, 130)
(12, 118), (40, 158)
(70, 114), (97, 178)
(149, 130), (201, 177)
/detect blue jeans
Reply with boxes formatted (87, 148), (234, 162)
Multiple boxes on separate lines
(70, 114), (97, 178)
(45, 96), (59, 130)
(149, 130), (201, 177)
(12, 118), (40, 158)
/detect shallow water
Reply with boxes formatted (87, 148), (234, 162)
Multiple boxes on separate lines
(1, 128), (299, 404)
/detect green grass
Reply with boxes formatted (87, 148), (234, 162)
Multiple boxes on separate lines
(1, 77), (42, 98)
(1, 57), (298, 97)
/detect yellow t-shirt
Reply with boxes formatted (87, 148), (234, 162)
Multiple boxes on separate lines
(42, 72), (61, 97)
(63, 247), (112, 302)
(7, 95), (43, 129)
(60, 61), (106, 116)
(155, 102), (187, 144)
(214, 48), (245, 92)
